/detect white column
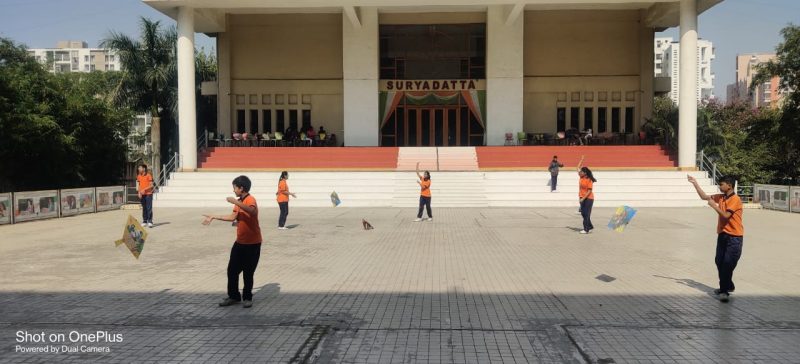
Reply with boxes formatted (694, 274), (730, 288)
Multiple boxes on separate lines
(486, 5), (524, 146)
(678, 0), (697, 169)
(177, 6), (197, 170)
(216, 31), (232, 139)
(343, 7), (379, 146)
(639, 12), (654, 132)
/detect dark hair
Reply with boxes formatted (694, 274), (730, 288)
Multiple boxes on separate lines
(718, 175), (736, 187)
(279, 171), (289, 182)
(424, 171), (431, 180)
(553, 155), (558, 159)
(139, 164), (148, 172)
(232, 175), (252, 192)
(580, 167), (597, 182)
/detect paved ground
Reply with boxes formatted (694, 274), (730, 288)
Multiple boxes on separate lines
(0, 205), (798, 363)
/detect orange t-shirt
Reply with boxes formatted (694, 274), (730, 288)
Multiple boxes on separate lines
(579, 177), (594, 200)
(419, 177), (431, 197)
(137, 173), (154, 195)
(712, 193), (744, 236)
(276, 180), (289, 203)
(234, 194), (262, 244)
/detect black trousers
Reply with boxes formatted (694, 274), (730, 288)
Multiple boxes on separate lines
(550, 174), (558, 191)
(715, 233), (743, 293)
(417, 196), (432, 218)
(227, 242), (262, 301)
(580, 198), (594, 231)
(278, 202), (289, 227)
(140, 194), (153, 223)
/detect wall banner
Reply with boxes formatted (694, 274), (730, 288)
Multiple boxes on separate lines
(96, 186), (126, 212)
(754, 184), (791, 212)
(60, 188), (96, 216)
(13, 190), (59, 222)
(0, 193), (11, 225)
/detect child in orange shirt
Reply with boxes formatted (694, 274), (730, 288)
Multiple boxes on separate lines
(276, 171), (296, 230)
(136, 164), (155, 228)
(202, 175), (263, 308)
(576, 156), (597, 234)
(414, 162), (433, 222)
(688, 175), (744, 303)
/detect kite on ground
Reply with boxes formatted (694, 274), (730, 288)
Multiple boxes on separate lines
(330, 191), (341, 207)
(607, 205), (637, 232)
(115, 215), (148, 259)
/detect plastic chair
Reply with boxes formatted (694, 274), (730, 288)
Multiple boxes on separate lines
(232, 133), (242, 147)
(517, 132), (527, 146)
(504, 133), (514, 146)
(555, 131), (566, 145)
(274, 132), (285, 147)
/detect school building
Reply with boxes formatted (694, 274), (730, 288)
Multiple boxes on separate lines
(143, 0), (724, 171)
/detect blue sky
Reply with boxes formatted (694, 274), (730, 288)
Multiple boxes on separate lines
(0, 0), (796, 100)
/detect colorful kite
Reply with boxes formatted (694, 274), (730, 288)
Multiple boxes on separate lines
(330, 191), (341, 207)
(607, 206), (637, 232)
(115, 215), (148, 259)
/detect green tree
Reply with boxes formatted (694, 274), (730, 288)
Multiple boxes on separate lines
(0, 38), (130, 191)
(102, 17), (176, 175)
(752, 24), (800, 184)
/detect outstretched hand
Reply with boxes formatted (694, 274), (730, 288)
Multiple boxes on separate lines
(687, 175), (697, 184)
(201, 215), (213, 225)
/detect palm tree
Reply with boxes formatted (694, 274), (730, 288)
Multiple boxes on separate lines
(102, 17), (177, 179)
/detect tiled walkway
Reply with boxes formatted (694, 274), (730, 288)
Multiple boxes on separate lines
(1, 207), (798, 363)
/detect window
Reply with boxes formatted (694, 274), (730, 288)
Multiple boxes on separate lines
(379, 24), (486, 80)
(109, 64), (115, 71)
(250, 110), (259, 134)
(570, 107), (580, 130)
(236, 110), (245, 133)
(289, 110), (298, 130)
(598, 107), (607, 132)
(583, 108), (593, 131)
(556, 108), (566, 132)
(611, 107), (620, 133)
(84, 55), (89, 62)
(624, 107), (634, 133)
(302, 110), (311, 130)
(90, 65), (96, 71)
(276, 110), (285, 132)
(262, 110), (272, 133)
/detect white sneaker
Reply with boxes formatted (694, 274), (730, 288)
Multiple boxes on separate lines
(425, 217), (433, 221)
(579, 230), (588, 234)
(413, 218), (423, 222)
(278, 226), (288, 230)
(147, 222), (154, 228)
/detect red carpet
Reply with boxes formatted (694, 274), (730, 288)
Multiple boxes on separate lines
(476, 146), (676, 169)
(199, 147), (399, 169)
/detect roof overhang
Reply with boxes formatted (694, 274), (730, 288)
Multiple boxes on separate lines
(143, 0), (724, 33)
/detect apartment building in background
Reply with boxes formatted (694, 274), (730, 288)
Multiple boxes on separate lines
(654, 37), (715, 105)
(726, 53), (784, 108)
(28, 40), (121, 73)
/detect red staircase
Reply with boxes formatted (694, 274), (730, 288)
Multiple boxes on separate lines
(199, 147), (399, 169)
(476, 146), (676, 169)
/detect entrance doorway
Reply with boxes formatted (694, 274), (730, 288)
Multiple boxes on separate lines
(383, 105), (485, 147)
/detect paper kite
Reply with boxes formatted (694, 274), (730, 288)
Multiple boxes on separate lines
(115, 215), (148, 259)
(607, 205), (637, 232)
(330, 191), (341, 207)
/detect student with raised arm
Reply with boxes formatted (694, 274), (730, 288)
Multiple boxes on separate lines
(414, 162), (433, 222)
(202, 175), (263, 308)
(688, 174), (744, 303)
(576, 155), (597, 234)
